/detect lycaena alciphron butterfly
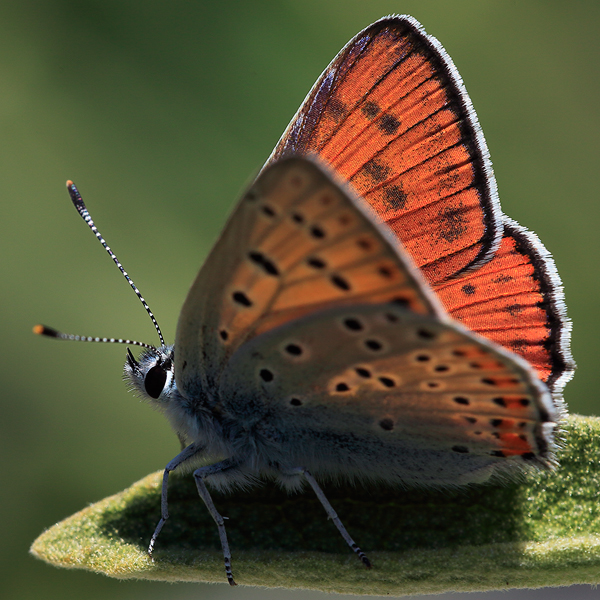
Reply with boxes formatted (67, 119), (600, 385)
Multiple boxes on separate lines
(35, 15), (574, 585)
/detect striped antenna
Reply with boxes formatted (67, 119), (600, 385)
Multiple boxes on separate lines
(65, 180), (165, 346)
(33, 325), (156, 351)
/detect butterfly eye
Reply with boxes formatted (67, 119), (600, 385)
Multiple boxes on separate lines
(144, 365), (168, 399)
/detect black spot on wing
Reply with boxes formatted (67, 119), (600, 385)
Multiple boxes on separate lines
(511, 338), (527, 353)
(492, 274), (513, 284)
(505, 303), (523, 316)
(310, 225), (326, 239)
(331, 274), (351, 291)
(378, 376), (395, 388)
(307, 256), (327, 269)
(327, 96), (347, 120)
(364, 339), (383, 351)
(417, 328), (437, 340)
(262, 205), (276, 217)
(379, 418), (394, 431)
(343, 318), (363, 331)
(383, 185), (407, 210)
(363, 159), (391, 182)
(361, 101), (380, 119)
(437, 206), (468, 242)
(259, 369), (274, 382)
(378, 114), (400, 135)
(233, 291), (252, 307)
(284, 343), (303, 356)
(248, 251), (280, 276)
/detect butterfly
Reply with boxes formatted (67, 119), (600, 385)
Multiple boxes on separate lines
(36, 15), (574, 586)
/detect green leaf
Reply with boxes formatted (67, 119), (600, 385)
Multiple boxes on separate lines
(31, 414), (600, 595)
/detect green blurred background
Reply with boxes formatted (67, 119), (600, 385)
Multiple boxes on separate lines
(2, 1), (599, 599)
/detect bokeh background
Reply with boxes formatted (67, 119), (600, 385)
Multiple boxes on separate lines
(2, 1), (599, 599)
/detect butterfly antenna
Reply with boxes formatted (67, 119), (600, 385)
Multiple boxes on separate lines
(33, 324), (156, 352)
(65, 180), (165, 346)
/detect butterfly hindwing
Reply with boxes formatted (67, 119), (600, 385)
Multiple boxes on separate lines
(219, 301), (558, 485)
(268, 15), (502, 285)
(176, 157), (443, 398)
(434, 217), (575, 400)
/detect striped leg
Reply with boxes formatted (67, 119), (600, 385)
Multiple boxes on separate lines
(194, 460), (239, 586)
(302, 469), (371, 568)
(148, 442), (204, 557)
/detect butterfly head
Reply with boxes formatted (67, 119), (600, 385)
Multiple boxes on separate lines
(124, 345), (177, 403)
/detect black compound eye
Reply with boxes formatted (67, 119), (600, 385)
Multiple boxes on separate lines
(144, 365), (168, 399)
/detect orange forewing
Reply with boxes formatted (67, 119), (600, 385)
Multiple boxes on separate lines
(269, 16), (502, 285)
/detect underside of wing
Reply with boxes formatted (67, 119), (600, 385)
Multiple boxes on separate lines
(268, 15), (502, 284)
(175, 157), (443, 400)
(218, 302), (558, 486)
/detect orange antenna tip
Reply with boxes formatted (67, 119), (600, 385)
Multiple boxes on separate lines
(66, 180), (74, 187)
(33, 324), (60, 337)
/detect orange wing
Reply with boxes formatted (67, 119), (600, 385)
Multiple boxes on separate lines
(267, 15), (573, 400)
(434, 217), (575, 397)
(268, 15), (502, 285)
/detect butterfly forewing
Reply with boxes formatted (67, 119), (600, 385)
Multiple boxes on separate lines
(175, 157), (443, 397)
(268, 15), (501, 285)
(219, 302), (557, 485)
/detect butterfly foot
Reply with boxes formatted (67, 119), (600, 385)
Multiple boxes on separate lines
(147, 542), (155, 563)
(225, 558), (237, 586)
(147, 516), (167, 561)
(147, 541), (156, 562)
(359, 550), (372, 569)
(351, 542), (371, 568)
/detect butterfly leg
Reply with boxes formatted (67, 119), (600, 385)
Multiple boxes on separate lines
(193, 460), (239, 586)
(297, 468), (372, 569)
(148, 442), (204, 558)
